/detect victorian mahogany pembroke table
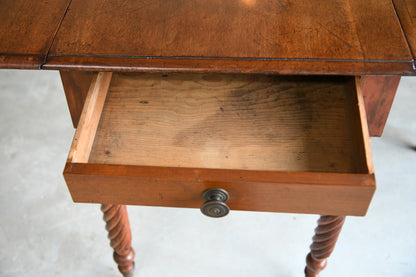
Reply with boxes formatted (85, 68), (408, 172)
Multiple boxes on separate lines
(1, 0), (415, 276)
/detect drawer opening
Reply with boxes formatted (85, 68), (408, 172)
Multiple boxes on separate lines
(64, 72), (375, 216)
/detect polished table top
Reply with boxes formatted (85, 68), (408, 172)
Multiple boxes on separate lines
(1, 0), (415, 74)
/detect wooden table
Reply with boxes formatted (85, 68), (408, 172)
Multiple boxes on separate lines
(1, 1), (415, 276)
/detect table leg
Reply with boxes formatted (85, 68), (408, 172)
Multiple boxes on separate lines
(101, 204), (135, 277)
(360, 76), (400, 137)
(304, 215), (346, 277)
(59, 70), (96, 128)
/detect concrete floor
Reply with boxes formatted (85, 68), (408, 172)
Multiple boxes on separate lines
(0, 70), (415, 277)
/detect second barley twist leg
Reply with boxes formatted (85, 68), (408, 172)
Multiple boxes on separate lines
(305, 215), (346, 277)
(101, 204), (135, 277)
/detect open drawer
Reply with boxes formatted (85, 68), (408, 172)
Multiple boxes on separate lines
(64, 72), (375, 216)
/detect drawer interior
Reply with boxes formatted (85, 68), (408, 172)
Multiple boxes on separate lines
(82, 72), (371, 173)
(65, 72), (375, 216)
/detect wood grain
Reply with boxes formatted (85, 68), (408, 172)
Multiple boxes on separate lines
(64, 73), (375, 216)
(43, 55), (415, 75)
(0, 0), (70, 68)
(360, 76), (401, 137)
(90, 73), (366, 174)
(351, 77), (374, 174)
(60, 71), (97, 128)
(64, 163), (375, 216)
(67, 72), (112, 163)
(45, 0), (414, 75)
(393, 0), (416, 68)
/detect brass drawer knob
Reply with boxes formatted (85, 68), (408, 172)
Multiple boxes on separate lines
(200, 188), (230, 218)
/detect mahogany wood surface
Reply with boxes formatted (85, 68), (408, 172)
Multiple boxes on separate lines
(43, 56), (415, 75)
(43, 0), (415, 75)
(305, 216), (346, 277)
(360, 76), (401, 137)
(0, 0), (71, 69)
(101, 204), (135, 277)
(393, 0), (416, 67)
(63, 72), (375, 216)
(60, 71), (97, 128)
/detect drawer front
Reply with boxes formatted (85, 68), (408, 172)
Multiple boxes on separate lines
(65, 163), (375, 216)
(64, 72), (375, 216)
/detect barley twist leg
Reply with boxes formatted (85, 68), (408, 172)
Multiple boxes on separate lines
(101, 204), (135, 277)
(305, 215), (346, 277)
